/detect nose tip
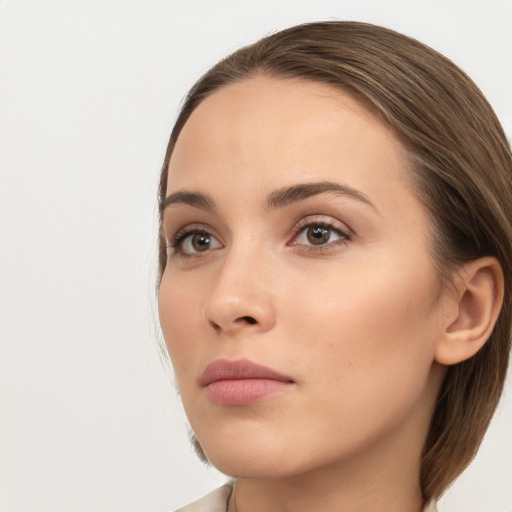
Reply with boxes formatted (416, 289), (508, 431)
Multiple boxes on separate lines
(203, 275), (276, 336)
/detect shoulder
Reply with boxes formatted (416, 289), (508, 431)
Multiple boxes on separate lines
(175, 483), (234, 512)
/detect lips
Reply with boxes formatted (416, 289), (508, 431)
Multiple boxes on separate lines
(200, 358), (294, 406)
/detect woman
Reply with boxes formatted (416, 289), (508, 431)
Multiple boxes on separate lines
(157, 22), (512, 512)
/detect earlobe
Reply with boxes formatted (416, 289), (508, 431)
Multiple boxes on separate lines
(435, 257), (504, 366)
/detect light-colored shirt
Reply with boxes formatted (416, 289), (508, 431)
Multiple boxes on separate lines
(176, 483), (439, 512)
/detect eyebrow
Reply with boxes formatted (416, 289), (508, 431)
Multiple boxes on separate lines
(161, 181), (377, 214)
(264, 181), (377, 212)
(160, 191), (216, 214)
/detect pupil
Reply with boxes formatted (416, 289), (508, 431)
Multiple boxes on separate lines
(192, 233), (210, 252)
(307, 226), (330, 245)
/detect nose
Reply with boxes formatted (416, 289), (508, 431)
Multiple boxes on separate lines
(203, 248), (276, 336)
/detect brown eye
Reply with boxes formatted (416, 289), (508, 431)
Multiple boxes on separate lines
(292, 221), (350, 249)
(172, 229), (222, 256)
(191, 233), (212, 252)
(306, 226), (330, 245)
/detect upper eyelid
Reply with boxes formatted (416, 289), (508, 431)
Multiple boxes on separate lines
(291, 215), (353, 236)
(163, 208), (225, 236)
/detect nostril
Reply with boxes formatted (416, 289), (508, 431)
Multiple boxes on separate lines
(209, 320), (222, 332)
(238, 316), (257, 325)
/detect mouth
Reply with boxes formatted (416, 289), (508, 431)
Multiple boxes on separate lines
(200, 358), (295, 406)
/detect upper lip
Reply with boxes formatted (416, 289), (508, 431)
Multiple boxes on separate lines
(200, 358), (294, 386)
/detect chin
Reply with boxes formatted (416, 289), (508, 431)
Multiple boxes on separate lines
(207, 452), (293, 480)
(197, 430), (299, 479)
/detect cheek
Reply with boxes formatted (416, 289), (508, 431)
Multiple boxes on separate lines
(158, 272), (205, 380)
(285, 258), (442, 400)
(275, 265), (442, 459)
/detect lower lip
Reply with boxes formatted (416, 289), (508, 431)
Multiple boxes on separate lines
(206, 378), (292, 406)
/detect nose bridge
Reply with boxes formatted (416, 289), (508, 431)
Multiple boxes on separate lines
(203, 238), (276, 334)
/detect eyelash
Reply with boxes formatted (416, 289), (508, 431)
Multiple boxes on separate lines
(166, 217), (352, 258)
(288, 217), (351, 252)
(166, 224), (216, 257)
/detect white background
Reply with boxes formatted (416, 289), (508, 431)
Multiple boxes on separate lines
(1, 1), (511, 511)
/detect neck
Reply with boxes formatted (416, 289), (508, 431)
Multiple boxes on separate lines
(231, 460), (425, 512)
(229, 405), (431, 512)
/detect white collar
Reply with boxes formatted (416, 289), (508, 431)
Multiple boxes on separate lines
(175, 483), (439, 512)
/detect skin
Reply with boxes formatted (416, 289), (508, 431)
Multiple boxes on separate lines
(159, 76), (454, 512)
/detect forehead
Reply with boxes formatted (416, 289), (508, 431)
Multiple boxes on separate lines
(166, 76), (414, 216)
(171, 76), (395, 167)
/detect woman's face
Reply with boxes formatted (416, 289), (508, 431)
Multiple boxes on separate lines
(159, 77), (449, 479)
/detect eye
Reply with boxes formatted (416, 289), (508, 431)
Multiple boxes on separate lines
(290, 219), (351, 248)
(168, 228), (222, 256)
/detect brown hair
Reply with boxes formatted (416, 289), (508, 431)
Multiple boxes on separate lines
(157, 21), (512, 500)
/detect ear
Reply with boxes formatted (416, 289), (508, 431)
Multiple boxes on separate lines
(435, 257), (504, 366)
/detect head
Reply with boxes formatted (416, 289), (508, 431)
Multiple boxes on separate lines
(157, 21), (512, 501)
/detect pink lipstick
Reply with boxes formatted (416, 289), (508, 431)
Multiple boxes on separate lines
(200, 359), (294, 406)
